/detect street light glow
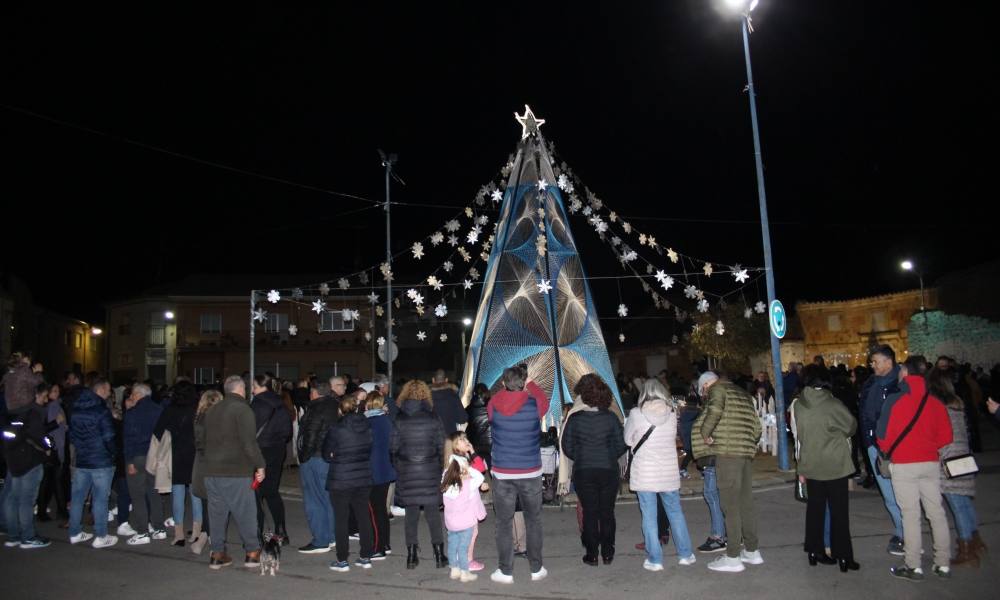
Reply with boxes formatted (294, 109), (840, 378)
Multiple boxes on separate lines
(900, 260), (914, 271)
(462, 317), (473, 326)
(91, 327), (103, 335)
(164, 311), (175, 320)
(724, 0), (758, 12)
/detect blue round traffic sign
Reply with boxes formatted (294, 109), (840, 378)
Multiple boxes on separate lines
(769, 299), (787, 339)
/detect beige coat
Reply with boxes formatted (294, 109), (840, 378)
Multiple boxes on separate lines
(145, 430), (173, 493)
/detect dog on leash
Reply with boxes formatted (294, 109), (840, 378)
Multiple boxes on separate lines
(260, 533), (281, 576)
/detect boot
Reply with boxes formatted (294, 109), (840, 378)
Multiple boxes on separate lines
(433, 543), (449, 568)
(172, 525), (186, 547)
(602, 544), (615, 565)
(406, 545), (419, 569)
(952, 540), (980, 568)
(970, 531), (988, 556)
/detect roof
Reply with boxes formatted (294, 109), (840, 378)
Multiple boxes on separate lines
(796, 289), (927, 309)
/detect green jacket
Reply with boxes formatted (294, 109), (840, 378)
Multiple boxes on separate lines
(194, 393), (266, 478)
(792, 387), (857, 481)
(692, 381), (762, 460)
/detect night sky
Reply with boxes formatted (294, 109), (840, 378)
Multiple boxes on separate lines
(2, 1), (997, 325)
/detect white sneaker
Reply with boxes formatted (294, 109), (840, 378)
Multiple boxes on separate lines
(150, 529), (167, 541)
(127, 533), (151, 546)
(460, 571), (478, 582)
(707, 555), (746, 573)
(3, 541), (20, 548)
(92, 535), (118, 549)
(70, 532), (94, 545)
(349, 533), (360, 541)
(490, 569), (514, 584)
(164, 517), (175, 528)
(390, 506), (406, 517)
(531, 566), (548, 581)
(107, 510), (116, 522)
(678, 555), (697, 566)
(643, 559), (664, 571)
(740, 549), (764, 565)
(117, 522), (138, 537)
(450, 567), (461, 580)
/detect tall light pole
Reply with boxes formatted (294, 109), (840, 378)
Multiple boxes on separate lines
(460, 317), (472, 373)
(379, 150), (397, 392)
(724, 0), (789, 469)
(900, 260), (927, 325)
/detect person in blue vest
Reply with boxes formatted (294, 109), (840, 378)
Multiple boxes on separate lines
(488, 365), (549, 584)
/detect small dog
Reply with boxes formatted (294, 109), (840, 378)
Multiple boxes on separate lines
(260, 533), (281, 576)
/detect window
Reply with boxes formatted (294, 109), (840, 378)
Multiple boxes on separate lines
(200, 314), (222, 334)
(320, 311), (355, 332)
(149, 312), (165, 346)
(265, 313), (289, 333)
(827, 314), (842, 332)
(872, 311), (888, 331)
(193, 367), (215, 385)
(119, 313), (131, 336)
(74, 332), (82, 349)
(90, 336), (99, 353)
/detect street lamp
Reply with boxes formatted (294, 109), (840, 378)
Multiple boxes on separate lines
(722, 0), (789, 470)
(164, 311), (175, 320)
(900, 259), (927, 317)
(91, 327), (103, 336)
(460, 317), (472, 367)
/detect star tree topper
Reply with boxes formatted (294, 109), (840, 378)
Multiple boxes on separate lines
(515, 104), (546, 139)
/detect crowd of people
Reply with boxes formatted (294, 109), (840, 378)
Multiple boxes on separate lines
(1, 348), (996, 584)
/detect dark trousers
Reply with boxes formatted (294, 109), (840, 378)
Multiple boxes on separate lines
(717, 456), (758, 558)
(369, 483), (391, 552)
(403, 503), (444, 546)
(805, 477), (853, 560)
(37, 458), (69, 518)
(127, 456), (165, 532)
(330, 486), (373, 562)
(574, 468), (619, 558)
(256, 445), (287, 534)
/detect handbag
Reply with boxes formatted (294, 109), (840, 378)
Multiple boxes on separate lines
(943, 454), (979, 478)
(876, 391), (929, 478)
(623, 425), (656, 481)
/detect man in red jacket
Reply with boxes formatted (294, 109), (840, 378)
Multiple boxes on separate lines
(877, 372), (952, 581)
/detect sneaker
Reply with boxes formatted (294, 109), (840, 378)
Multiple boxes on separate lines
(643, 559), (664, 572)
(329, 560), (350, 572)
(117, 522), (138, 537)
(707, 555), (746, 573)
(70, 532), (95, 545)
(19, 537), (51, 549)
(468, 559), (484, 572)
(384, 545), (391, 555)
(679, 469), (690, 479)
(354, 558), (372, 569)
(698, 537), (727, 553)
(4, 540), (20, 548)
(889, 565), (924, 581)
(329, 542), (337, 548)
(349, 533), (360, 541)
(92, 535), (118, 549)
(490, 569), (514, 584)
(150, 529), (168, 541)
(298, 543), (331, 554)
(164, 517), (175, 528)
(531, 566), (548, 581)
(450, 567), (462, 580)
(740, 549), (764, 565)
(678, 555), (697, 566)
(244, 551), (261, 568)
(127, 533), (151, 546)
(370, 551), (387, 561)
(209, 552), (233, 570)
(887, 536), (905, 556)
(932, 565), (951, 579)
(460, 571), (478, 582)
(107, 510), (116, 522)
(390, 506), (406, 517)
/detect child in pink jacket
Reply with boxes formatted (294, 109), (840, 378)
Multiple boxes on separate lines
(441, 454), (487, 582)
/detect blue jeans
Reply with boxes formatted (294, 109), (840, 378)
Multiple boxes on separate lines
(69, 467), (114, 538)
(4, 465), (45, 542)
(300, 456), (334, 546)
(171, 484), (203, 526)
(638, 491), (693, 564)
(0, 474), (10, 534)
(448, 527), (474, 571)
(702, 466), (726, 539)
(866, 446), (903, 538)
(944, 494), (978, 541)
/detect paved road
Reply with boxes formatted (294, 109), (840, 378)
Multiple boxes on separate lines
(3, 451), (997, 599)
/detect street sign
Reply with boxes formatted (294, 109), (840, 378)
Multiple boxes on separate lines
(769, 299), (787, 339)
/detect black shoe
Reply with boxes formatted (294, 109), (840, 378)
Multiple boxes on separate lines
(602, 545), (615, 565)
(276, 531), (290, 546)
(861, 476), (876, 489)
(406, 545), (419, 570)
(808, 552), (836, 566)
(432, 543), (448, 568)
(582, 555), (599, 566)
(36, 512), (53, 523)
(839, 559), (860, 572)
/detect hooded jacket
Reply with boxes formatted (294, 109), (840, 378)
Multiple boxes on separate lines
(69, 389), (117, 469)
(488, 382), (549, 479)
(390, 399), (445, 506)
(624, 399), (680, 492)
(792, 387), (857, 481)
(323, 411), (373, 490)
(877, 375), (952, 464)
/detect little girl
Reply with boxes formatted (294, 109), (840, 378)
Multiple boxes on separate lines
(445, 431), (489, 571)
(441, 454), (486, 582)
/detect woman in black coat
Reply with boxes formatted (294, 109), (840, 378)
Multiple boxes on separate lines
(323, 396), (374, 569)
(389, 380), (446, 569)
(465, 383), (492, 466)
(154, 380), (202, 547)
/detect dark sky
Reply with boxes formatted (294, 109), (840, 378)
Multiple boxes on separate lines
(2, 1), (998, 325)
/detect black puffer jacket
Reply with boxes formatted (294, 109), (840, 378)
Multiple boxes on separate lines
(323, 412), (373, 491)
(252, 390), (292, 449)
(297, 396), (340, 462)
(466, 393), (491, 458)
(561, 408), (627, 472)
(390, 399), (445, 506)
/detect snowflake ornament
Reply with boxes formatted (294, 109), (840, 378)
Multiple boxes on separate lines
(447, 234), (459, 247)
(443, 260), (454, 272)
(359, 271), (369, 285)
(618, 304), (629, 317)
(364, 331), (372, 341)
(537, 279), (553, 294)
(697, 299), (710, 313)
(465, 207), (473, 218)
(569, 197), (583, 214)
(417, 331), (427, 341)
(253, 308), (268, 323)
(375, 305), (384, 317)
(622, 250), (638, 263)
(377, 336), (386, 347)
(351, 309), (360, 322)
(582, 206), (592, 217)
(288, 324), (298, 336)
(367, 292), (380, 305)
(557, 174), (570, 190)
(434, 304), (448, 318)
(311, 300), (326, 314)
(684, 285), (698, 299)
(411, 242), (425, 260)
(639, 234), (647, 246)
(338, 278), (350, 290)
(458, 247), (471, 262)
(745, 308), (753, 319)
(491, 189), (503, 203)
(608, 211), (618, 222)
(619, 333), (626, 343)
(463, 279), (473, 290)
(267, 290), (281, 304)
(440, 333), (448, 342)
(703, 263), (714, 277)
(469, 267), (480, 280)
(318, 283), (330, 296)
(416, 305), (426, 316)
(622, 222), (632, 234)
(611, 236), (621, 247)
(427, 276), (443, 291)
(430, 231), (444, 246)
(467, 229), (480, 245)
(444, 219), (461, 232)
(478, 215), (489, 226)
(537, 179), (548, 191)
(342, 308), (354, 322)
(292, 288), (304, 300)
(755, 301), (767, 314)
(734, 269), (750, 284)
(666, 248), (679, 263)
(716, 320), (726, 336)
(661, 275), (675, 290)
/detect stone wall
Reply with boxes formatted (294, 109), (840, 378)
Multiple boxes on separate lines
(908, 310), (1000, 368)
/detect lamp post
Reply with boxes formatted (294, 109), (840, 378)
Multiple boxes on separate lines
(460, 317), (472, 368)
(900, 260), (927, 325)
(722, 0), (789, 469)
